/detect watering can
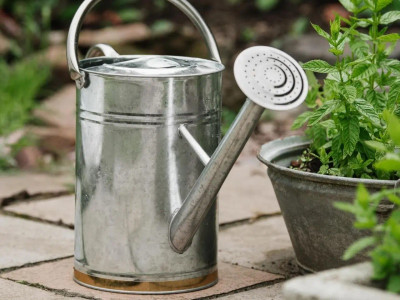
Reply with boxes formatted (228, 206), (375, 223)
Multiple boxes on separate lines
(67, 0), (307, 294)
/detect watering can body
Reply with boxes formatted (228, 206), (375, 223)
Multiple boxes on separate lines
(74, 57), (222, 293)
(68, 0), (224, 294)
(67, 0), (290, 294)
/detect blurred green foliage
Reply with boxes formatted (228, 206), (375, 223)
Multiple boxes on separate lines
(0, 59), (49, 170)
(226, 0), (303, 11)
(0, 0), (58, 56)
(0, 0), (169, 57)
(241, 27), (258, 42)
(227, 0), (280, 11)
(0, 59), (50, 137)
(290, 17), (309, 36)
(222, 108), (238, 135)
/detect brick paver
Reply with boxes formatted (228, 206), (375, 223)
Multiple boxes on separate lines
(0, 173), (73, 200)
(4, 195), (74, 227)
(0, 278), (84, 300)
(3, 257), (282, 300)
(219, 216), (297, 277)
(0, 215), (73, 269)
(219, 160), (280, 224)
(33, 85), (76, 131)
(219, 282), (284, 299)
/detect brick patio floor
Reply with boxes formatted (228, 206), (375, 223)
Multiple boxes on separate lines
(0, 153), (298, 299)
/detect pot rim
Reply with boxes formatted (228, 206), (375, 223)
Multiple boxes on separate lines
(257, 135), (396, 188)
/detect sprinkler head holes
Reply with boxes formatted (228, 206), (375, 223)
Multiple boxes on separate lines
(234, 46), (308, 111)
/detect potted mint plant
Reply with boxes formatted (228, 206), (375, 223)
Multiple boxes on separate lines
(258, 0), (400, 272)
(282, 115), (400, 299)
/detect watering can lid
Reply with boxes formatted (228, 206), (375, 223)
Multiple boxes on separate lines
(81, 55), (224, 78)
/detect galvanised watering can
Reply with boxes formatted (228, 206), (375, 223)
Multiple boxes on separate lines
(67, 0), (307, 294)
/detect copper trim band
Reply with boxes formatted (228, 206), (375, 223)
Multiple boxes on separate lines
(74, 269), (218, 293)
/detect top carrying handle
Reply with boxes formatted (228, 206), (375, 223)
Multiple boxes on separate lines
(66, 0), (222, 88)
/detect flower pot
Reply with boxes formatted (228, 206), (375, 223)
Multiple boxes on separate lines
(283, 262), (400, 300)
(258, 136), (395, 272)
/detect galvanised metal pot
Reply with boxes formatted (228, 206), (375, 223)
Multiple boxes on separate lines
(258, 136), (395, 272)
(67, 0), (268, 294)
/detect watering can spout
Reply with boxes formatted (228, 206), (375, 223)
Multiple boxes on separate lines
(169, 100), (265, 253)
(169, 46), (309, 254)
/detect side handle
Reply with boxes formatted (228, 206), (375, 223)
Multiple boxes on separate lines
(85, 44), (120, 59)
(169, 100), (265, 254)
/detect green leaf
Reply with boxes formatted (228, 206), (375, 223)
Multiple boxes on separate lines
(377, 33), (400, 42)
(387, 275), (400, 293)
(388, 82), (400, 110)
(371, 248), (391, 280)
(311, 125), (327, 149)
(308, 101), (340, 125)
(334, 201), (360, 214)
(337, 24), (357, 45)
(353, 98), (381, 126)
(342, 86), (357, 102)
(342, 117), (360, 157)
(330, 16), (341, 40)
(364, 140), (387, 152)
(380, 11), (400, 25)
(385, 40), (398, 56)
(311, 23), (331, 41)
(358, 32), (373, 41)
(349, 40), (369, 58)
(375, 153), (400, 171)
(347, 55), (372, 67)
(318, 147), (330, 165)
(352, 63), (378, 79)
(342, 237), (375, 260)
(319, 119), (336, 130)
(356, 184), (370, 209)
(329, 48), (344, 56)
(357, 18), (373, 28)
(388, 114), (400, 145)
(376, 0), (393, 11)
(387, 193), (400, 206)
(292, 111), (313, 129)
(364, 0), (375, 9)
(366, 90), (386, 112)
(326, 72), (348, 82)
(318, 164), (329, 174)
(331, 135), (342, 164)
(354, 219), (377, 229)
(302, 60), (336, 74)
(386, 60), (400, 74)
(339, 0), (357, 12)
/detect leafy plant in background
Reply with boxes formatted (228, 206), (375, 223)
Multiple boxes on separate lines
(222, 108), (238, 135)
(335, 114), (400, 294)
(226, 0), (279, 11)
(227, 0), (301, 11)
(0, 0), (58, 56)
(291, 0), (400, 179)
(0, 59), (50, 170)
(0, 0), (171, 57)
